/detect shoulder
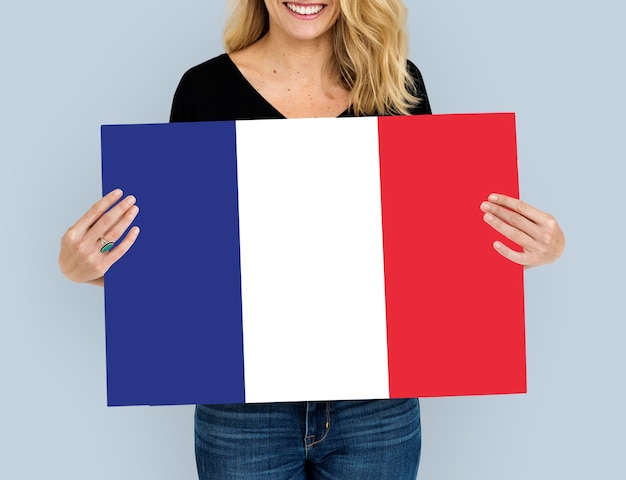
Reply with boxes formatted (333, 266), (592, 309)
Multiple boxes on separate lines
(176, 54), (234, 89)
(406, 60), (432, 115)
(170, 53), (283, 122)
(169, 54), (241, 122)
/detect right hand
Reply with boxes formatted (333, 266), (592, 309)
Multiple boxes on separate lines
(59, 189), (140, 286)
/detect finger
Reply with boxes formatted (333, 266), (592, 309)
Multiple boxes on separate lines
(99, 204), (140, 246)
(487, 193), (551, 225)
(481, 201), (542, 240)
(483, 210), (535, 249)
(101, 226), (141, 267)
(85, 194), (137, 243)
(493, 241), (529, 266)
(71, 189), (124, 236)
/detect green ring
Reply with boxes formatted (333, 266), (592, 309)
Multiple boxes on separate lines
(100, 241), (115, 253)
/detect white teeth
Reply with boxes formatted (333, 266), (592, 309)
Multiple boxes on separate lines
(286, 3), (324, 15)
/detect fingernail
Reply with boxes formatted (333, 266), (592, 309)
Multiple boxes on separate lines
(494, 241), (502, 249)
(489, 194), (498, 202)
(130, 205), (139, 215)
(125, 195), (136, 204)
(481, 202), (491, 211)
(484, 213), (494, 222)
(113, 188), (123, 196)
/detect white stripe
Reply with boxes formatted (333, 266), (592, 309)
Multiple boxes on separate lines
(236, 117), (390, 402)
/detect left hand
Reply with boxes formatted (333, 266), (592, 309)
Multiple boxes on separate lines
(480, 193), (565, 269)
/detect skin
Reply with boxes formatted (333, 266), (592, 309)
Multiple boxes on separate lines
(59, 189), (140, 286)
(481, 193), (565, 269)
(58, 1), (565, 285)
(229, 1), (349, 118)
(263, 1), (340, 44)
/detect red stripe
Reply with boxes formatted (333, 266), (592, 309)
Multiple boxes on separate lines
(378, 114), (526, 398)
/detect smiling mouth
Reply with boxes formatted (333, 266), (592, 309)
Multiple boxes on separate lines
(284, 3), (326, 16)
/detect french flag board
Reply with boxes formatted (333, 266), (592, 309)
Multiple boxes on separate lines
(101, 114), (525, 406)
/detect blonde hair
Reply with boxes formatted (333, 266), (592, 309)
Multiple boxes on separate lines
(223, 0), (420, 116)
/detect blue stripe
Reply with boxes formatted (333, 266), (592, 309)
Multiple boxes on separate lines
(101, 122), (245, 406)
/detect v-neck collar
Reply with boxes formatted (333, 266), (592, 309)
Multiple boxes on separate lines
(223, 54), (351, 119)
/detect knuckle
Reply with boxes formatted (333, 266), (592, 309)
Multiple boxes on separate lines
(489, 214), (502, 228)
(127, 205), (139, 218)
(488, 203), (500, 216)
(100, 213), (114, 230)
(506, 211), (522, 227)
(541, 231), (554, 245)
(511, 230), (525, 244)
(75, 241), (92, 259)
(62, 227), (78, 245)
(538, 244), (552, 259)
(83, 255), (97, 269)
(108, 227), (123, 241)
(87, 202), (103, 218)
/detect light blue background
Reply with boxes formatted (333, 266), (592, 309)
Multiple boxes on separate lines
(1, 1), (624, 478)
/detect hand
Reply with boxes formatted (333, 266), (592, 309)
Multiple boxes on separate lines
(59, 189), (140, 285)
(480, 193), (565, 269)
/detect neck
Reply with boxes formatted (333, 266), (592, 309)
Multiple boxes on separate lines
(255, 27), (335, 78)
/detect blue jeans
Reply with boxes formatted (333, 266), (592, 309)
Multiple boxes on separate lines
(195, 399), (421, 479)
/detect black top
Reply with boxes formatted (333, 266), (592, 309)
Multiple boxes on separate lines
(170, 53), (431, 122)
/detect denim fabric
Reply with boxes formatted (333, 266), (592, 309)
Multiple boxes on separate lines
(195, 399), (421, 479)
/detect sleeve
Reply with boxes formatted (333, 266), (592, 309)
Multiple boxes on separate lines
(407, 60), (432, 115)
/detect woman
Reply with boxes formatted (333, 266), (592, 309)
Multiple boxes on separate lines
(59, 0), (565, 478)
